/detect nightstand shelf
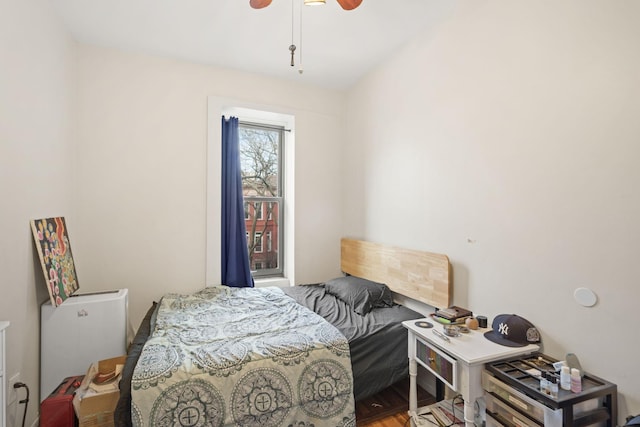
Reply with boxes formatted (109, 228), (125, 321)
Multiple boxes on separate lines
(410, 398), (466, 426)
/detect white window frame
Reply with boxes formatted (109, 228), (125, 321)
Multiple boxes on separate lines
(206, 99), (295, 288)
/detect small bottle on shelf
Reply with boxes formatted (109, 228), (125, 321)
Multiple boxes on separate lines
(540, 372), (549, 394)
(550, 377), (559, 398)
(570, 368), (582, 393)
(560, 366), (571, 391)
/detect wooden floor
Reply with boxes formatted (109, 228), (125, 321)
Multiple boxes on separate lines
(358, 411), (412, 427)
(355, 378), (435, 427)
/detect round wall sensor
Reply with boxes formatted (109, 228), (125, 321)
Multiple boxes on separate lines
(574, 287), (597, 307)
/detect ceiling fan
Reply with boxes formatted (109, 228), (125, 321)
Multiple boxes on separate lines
(249, 0), (363, 11)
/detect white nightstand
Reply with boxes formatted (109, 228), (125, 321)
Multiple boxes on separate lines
(403, 319), (539, 427)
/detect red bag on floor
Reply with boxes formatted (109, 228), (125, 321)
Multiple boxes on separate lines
(40, 375), (84, 427)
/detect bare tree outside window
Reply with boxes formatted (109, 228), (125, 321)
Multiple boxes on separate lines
(239, 123), (283, 276)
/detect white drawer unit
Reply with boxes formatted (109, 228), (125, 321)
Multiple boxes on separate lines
(483, 370), (553, 425)
(483, 370), (597, 427)
(1, 321), (8, 427)
(483, 353), (617, 427)
(484, 385), (545, 427)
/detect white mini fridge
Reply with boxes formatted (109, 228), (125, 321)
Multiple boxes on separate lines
(40, 289), (128, 402)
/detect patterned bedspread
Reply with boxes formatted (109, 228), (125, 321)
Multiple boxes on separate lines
(131, 286), (356, 427)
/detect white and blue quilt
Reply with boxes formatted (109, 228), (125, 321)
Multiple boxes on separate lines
(131, 286), (355, 427)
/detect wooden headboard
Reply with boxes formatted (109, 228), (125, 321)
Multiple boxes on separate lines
(340, 238), (451, 309)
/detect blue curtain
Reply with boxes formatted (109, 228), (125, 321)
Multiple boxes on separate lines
(221, 116), (254, 288)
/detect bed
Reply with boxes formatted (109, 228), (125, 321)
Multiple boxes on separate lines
(114, 238), (451, 426)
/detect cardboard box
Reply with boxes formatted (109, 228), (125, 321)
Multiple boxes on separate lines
(72, 356), (127, 427)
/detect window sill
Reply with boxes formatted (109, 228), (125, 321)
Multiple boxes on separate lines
(254, 277), (291, 288)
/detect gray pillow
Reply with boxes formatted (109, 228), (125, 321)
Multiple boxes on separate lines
(324, 275), (394, 315)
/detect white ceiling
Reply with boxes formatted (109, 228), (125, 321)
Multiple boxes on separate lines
(50, 0), (454, 90)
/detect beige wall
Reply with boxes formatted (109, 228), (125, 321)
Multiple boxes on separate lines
(73, 45), (347, 333)
(344, 1), (640, 422)
(4, 1), (639, 425)
(0, 1), (76, 425)
(1, 6), (345, 424)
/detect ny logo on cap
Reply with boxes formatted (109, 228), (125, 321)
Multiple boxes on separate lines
(498, 322), (509, 336)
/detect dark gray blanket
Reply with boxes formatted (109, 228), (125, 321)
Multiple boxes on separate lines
(281, 284), (422, 401)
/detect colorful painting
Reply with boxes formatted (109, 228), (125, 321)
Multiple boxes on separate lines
(31, 217), (79, 307)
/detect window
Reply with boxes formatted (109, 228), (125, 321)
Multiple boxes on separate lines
(254, 232), (263, 253)
(207, 101), (294, 287)
(240, 121), (284, 277)
(254, 202), (263, 220)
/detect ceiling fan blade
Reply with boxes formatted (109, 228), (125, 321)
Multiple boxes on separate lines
(336, 0), (363, 10)
(249, 0), (272, 9)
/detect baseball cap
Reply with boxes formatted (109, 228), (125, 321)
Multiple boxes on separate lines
(484, 314), (541, 347)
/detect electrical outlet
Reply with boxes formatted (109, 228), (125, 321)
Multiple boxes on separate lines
(8, 372), (20, 404)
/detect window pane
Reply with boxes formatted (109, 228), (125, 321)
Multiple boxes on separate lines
(239, 126), (280, 197)
(254, 232), (262, 253)
(239, 123), (283, 277)
(245, 199), (280, 273)
(254, 202), (263, 220)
